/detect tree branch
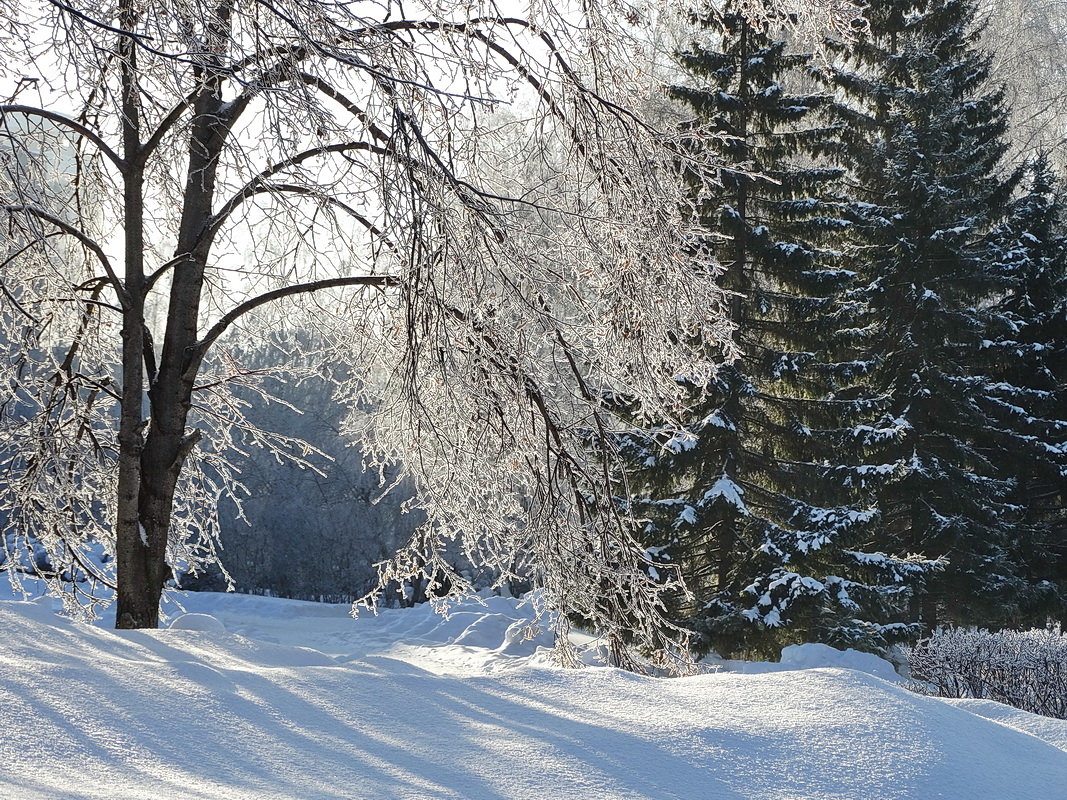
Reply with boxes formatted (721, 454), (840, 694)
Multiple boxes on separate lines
(140, 88), (205, 160)
(214, 182), (396, 246)
(203, 140), (388, 244)
(0, 105), (125, 169)
(187, 274), (399, 376)
(142, 73), (256, 162)
(4, 205), (129, 307)
(295, 73), (391, 143)
(45, 0), (152, 44)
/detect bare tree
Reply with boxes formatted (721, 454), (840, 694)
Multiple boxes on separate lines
(980, 0), (1067, 167)
(0, 0), (847, 664)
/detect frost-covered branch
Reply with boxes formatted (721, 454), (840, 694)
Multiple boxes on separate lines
(0, 0), (849, 660)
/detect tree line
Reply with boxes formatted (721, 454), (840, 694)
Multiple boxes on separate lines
(622, 0), (1066, 658)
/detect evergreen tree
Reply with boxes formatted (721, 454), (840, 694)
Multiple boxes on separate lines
(978, 156), (1067, 622)
(817, 0), (1028, 628)
(626, 4), (929, 658)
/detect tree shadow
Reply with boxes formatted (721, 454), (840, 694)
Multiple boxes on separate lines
(0, 609), (744, 799)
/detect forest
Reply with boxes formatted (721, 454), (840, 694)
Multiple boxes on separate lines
(178, 0), (1067, 661)
(0, 0), (1063, 665)
(620, 0), (1067, 659)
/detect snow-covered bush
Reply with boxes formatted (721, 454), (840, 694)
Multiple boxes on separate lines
(905, 626), (1067, 719)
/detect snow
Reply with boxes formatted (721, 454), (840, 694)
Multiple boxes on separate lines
(169, 612), (228, 633)
(701, 410), (736, 430)
(941, 698), (1067, 751)
(699, 642), (901, 684)
(664, 429), (698, 453)
(701, 473), (749, 514)
(781, 642), (901, 683)
(1, 588), (1066, 799)
(676, 504), (698, 526)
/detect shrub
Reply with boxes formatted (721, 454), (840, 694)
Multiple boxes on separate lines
(905, 626), (1067, 719)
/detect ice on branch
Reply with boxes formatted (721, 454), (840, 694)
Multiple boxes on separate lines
(0, 0), (762, 664)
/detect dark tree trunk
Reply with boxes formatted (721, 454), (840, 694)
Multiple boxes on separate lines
(106, 0), (385, 628)
(114, 1), (233, 628)
(114, 0), (152, 629)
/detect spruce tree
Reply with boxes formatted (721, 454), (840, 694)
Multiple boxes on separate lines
(627, 3), (930, 658)
(978, 156), (1067, 622)
(817, 0), (1028, 627)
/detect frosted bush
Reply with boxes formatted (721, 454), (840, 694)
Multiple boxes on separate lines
(905, 626), (1067, 719)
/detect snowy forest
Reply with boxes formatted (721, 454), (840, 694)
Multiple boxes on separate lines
(1, 0), (1066, 797)
(621, 0), (1067, 658)
(0, 0), (1065, 659)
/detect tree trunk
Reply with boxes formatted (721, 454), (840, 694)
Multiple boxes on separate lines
(114, 3), (152, 628)
(114, 0), (232, 627)
(115, 297), (155, 628)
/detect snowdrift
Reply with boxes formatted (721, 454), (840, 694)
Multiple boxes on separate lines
(1, 592), (1065, 800)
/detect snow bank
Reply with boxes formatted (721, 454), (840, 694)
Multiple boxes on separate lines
(939, 697), (1067, 751)
(1, 592), (1065, 799)
(169, 613), (227, 633)
(780, 641), (901, 682)
(704, 641), (901, 683)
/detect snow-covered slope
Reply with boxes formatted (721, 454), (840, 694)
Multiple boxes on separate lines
(1, 592), (1065, 800)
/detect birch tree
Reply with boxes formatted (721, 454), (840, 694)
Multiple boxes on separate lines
(0, 0), (854, 664)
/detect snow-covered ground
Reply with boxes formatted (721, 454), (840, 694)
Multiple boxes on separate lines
(1, 589), (1066, 800)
